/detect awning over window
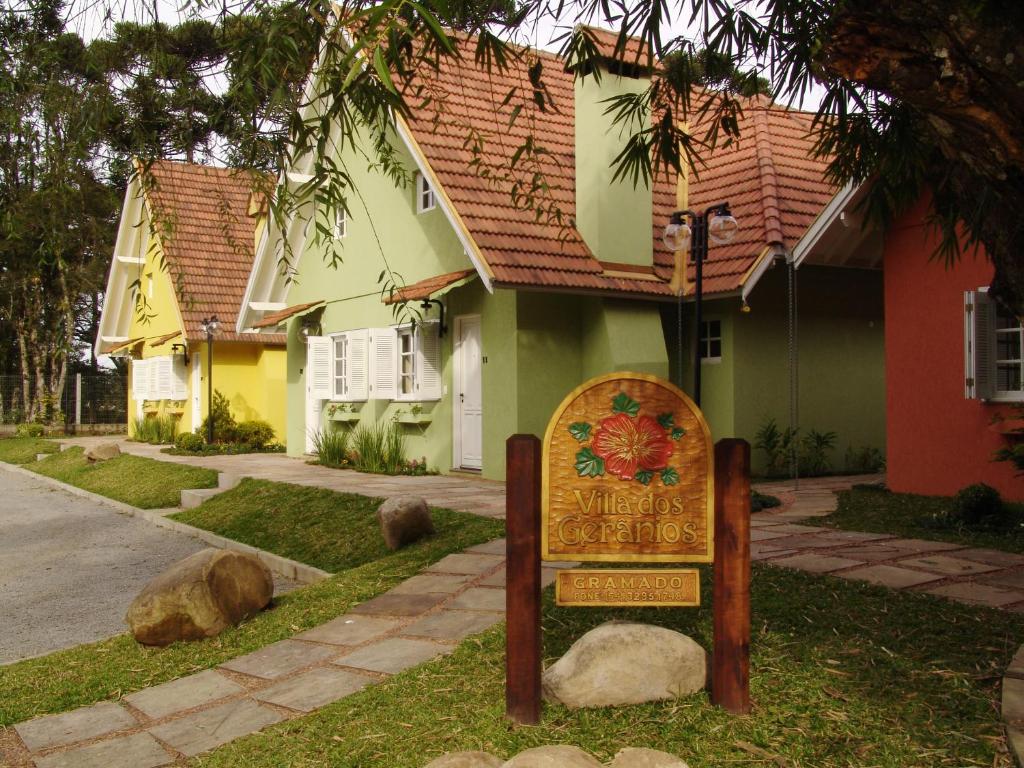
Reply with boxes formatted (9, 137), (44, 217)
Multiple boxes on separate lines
(382, 269), (477, 305)
(252, 300), (325, 329)
(107, 337), (144, 355)
(149, 330), (182, 348)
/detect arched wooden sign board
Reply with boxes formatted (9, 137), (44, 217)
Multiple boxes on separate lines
(542, 372), (714, 563)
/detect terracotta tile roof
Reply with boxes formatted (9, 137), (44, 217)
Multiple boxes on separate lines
(252, 300), (325, 329)
(143, 160), (286, 344)
(383, 269), (477, 304)
(401, 35), (835, 299)
(148, 330), (182, 348)
(578, 25), (655, 70)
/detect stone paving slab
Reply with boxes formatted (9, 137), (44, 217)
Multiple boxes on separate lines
(254, 667), (372, 713)
(124, 670), (244, 720)
(334, 638), (452, 674)
(750, 529), (794, 541)
(219, 639), (337, 680)
(757, 533), (872, 550)
(830, 540), (962, 562)
(400, 610), (503, 642)
(979, 569), (1024, 591)
(295, 615), (402, 646)
(148, 699), (283, 758)
(425, 553), (504, 575)
(954, 548), (1024, 568)
(33, 732), (172, 768)
(924, 582), (1024, 608)
(770, 553), (865, 574)
(752, 547), (798, 561)
(449, 587), (506, 612)
(389, 573), (473, 595)
(837, 564), (944, 589)
(465, 539), (507, 555)
(15, 701), (137, 753)
(350, 592), (448, 617)
(896, 554), (1001, 576)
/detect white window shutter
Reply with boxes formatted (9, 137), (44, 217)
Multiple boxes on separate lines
(370, 327), (398, 400)
(132, 359), (148, 400)
(966, 290), (996, 400)
(306, 337), (332, 400)
(171, 356), (189, 399)
(348, 328), (369, 401)
(154, 356), (173, 400)
(416, 323), (443, 400)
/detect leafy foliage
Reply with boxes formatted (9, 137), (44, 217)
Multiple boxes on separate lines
(568, 422), (592, 441)
(198, 390), (237, 444)
(610, 392), (640, 417)
(131, 415), (177, 444)
(574, 446), (605, 477)
(312, 426), (351, 468)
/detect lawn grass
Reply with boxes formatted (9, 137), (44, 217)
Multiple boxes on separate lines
(29, 447), (218, 509)
(193, 565), (1024, 768)
(0, 509), (503, 727)
(817, 486), (1024, 553)
(0, 436), (60, 464)
(171, 479), (502, 573)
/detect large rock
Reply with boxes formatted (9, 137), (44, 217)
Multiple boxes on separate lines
(542, 622), (708, 709)
(501, 746), (603, 768)
(424, 752), (504, 768)
(126, 548), (273, 646)
(85, 442), (121, 462)
(609, 748), (691, 768)
(377, 496), (435, 550)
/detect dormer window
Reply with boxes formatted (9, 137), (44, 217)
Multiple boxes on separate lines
(334, 207), (347, 238)
(416, 173), (436, 213)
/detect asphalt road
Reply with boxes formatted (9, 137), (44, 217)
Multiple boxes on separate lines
(0, 467), (209, 665)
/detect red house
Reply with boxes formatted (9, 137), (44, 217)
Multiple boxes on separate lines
(794, 187), (1023, 501)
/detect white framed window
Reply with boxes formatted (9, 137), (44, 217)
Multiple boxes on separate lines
(328, 329), (368, 401)
(333, 335), (348, 395)
(334, 207), (347, 238)
(131, 355), (186, 401)
(416, 173), (436, 213)
(965, 288), (1022, 401)
(392, 322), (442, 401)
(700, 319), (722, 362)
(397, 327), (416, 397)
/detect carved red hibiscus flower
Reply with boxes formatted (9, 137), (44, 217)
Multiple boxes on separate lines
(591, 413), (673, 480)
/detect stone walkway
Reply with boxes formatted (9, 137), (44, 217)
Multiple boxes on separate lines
(7, 537), (576, 768)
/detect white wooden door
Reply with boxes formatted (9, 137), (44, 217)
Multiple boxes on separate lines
(190, 354), (202, 432)
(454, 315), (483, 470)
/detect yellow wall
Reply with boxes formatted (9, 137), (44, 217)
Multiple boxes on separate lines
(125, 222), (287, 443)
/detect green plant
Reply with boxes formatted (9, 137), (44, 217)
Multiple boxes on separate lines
(199, 390), (238, 443)
(235, 420), (275, 448)
(952, 483), (1006, 529)
(799, 429), (838, 477)
(15, 423), (44, 438)
(131, 415), (177, 444)
(754, 418), (799, 478)
(845, 445), (886, 474)
(351, 420), (406, 474)
(175, 432), (205, 452)
(312, 427), (351, 468)
(751, 490), (782, 512)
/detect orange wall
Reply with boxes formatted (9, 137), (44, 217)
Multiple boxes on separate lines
(885, 199), (1023, 500)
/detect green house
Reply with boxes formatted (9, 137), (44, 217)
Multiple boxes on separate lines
(238, 29), (885, 479)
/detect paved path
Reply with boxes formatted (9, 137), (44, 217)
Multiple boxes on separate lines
(0, 466), (209, 665)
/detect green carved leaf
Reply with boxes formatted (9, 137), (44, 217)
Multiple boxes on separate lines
(568, 422), (592, 442)
(611, 392), (641, 416)
(661, 467), (680, 486)
(657, 412), (674, 429)
(575, 447), (605, 478)
(671, 427), (686, 440)
(635, 470), (654, 485)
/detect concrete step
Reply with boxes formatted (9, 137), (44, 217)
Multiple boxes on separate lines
(218, 473), (241, 490)
(180, 487), (227, 509)
(36, 453), (51, 462)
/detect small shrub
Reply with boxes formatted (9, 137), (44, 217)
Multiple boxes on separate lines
(175, 432), (205, 452)
(132, 416), (177, 444)
(235, 420), (275, 448)
(15, 423), (44, 438)
(800, 429), (837, 477)
(751, 491), (781, 513)
(312, 427), (350, 468)
(351, 420), (406, 474)
(754, 418), (799, 478)
(198, 390), (238, 443)
(845, 445), (886, 474)
(952, 483), (1006, 529)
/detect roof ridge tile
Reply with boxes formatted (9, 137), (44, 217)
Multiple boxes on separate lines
(751, 106), (785, 247)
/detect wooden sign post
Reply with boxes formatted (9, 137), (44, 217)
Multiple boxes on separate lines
(505, 373), (750, 723)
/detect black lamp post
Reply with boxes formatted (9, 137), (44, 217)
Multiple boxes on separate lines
(663, 204), (738, 408)
(200, 315), (219, 443)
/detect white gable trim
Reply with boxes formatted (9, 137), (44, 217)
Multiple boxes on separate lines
(95, 179), (146, 357)
(740, 244), (788, 303)
(790, 181), (862, 269)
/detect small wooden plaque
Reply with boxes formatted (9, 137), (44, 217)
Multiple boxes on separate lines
(555, 569), (700, 607)
(542, 372), (714, 562)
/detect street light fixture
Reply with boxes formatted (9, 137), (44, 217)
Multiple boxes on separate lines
(663, 204), (738, 408)
(200, 315), (219, 444)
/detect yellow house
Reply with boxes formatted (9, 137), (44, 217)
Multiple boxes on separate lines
(95, 160), (287, 441)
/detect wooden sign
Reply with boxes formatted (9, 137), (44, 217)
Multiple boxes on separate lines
(554, 568), (700, 607)
(542, 372), (713, 562)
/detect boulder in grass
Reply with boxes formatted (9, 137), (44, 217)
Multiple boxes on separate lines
(424, 752), (504, 768)
(377, 496), (435, 550)
(126, 548), (273, 646)
(542, 621), (708, 709)
(501, 746), (603, 768)
(609, 748), (691, 768)
(85, 443), (121, 462)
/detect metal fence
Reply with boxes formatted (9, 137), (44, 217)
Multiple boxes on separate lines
(0, 372), (127, 433)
